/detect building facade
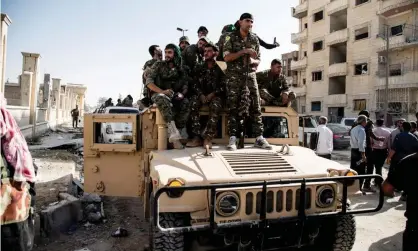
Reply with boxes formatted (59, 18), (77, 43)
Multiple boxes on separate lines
(289, 0), (418, 124)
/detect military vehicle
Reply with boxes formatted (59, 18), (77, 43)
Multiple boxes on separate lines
(83, 106), (384, 251)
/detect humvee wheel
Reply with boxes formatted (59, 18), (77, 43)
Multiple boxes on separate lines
(313, 214), (356, 251)
(149, 195), (186, 251)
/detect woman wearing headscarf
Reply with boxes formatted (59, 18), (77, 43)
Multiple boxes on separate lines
(1, 94), (36, 251)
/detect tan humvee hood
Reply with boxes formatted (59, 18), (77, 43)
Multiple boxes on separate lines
(149, 145), (349, 187)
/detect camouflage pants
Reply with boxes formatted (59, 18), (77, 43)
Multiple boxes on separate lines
(152, 93), (190, 129)
(225, 72), (263, 137)
(190, 96), (222, 139)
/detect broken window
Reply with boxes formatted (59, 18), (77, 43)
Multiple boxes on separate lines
(304, 23), (308, 29)
(353, 99), (367, 111)
(391, 25), (403, 36)
(355, 0), (369, 6)
(312, 71), (323, 81)
(313, 41), (323, 52)
(311, 101), (321, 112)
(355, 27), (369, 41)
(354, 63), (368, 75)
(313, 11), (324, 22)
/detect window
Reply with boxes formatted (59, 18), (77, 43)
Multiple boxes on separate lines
(355, 0), (369, 6)
(303, 78), (306, 85)
(391, 25), (403, 36)
(354, 63), (368, 75)
(355, 27), (369, 40)
(313, 11), (324, 22)
(312, 71), (323, 81)
(246, 117), (289, 138)
(353, 99), (366, 111)
(301, 106), (306, 114)
(311, 101), (321, 112)
(304, 23), (308, 29)
(389, 64), (402, 76)
(313, 41), (323, 51)
(304, 51), (307, 57)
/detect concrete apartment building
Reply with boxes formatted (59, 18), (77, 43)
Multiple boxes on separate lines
(288, 0), (418, 123)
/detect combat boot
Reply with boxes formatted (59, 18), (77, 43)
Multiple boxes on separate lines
(186, 136), (202, 147)
(167, 121), (181, 143)
(227, 136), (237, 151)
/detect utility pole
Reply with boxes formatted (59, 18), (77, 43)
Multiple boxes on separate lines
(383, 24), (390, 126)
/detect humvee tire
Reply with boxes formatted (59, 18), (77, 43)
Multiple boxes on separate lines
(314, 214), (356, 251)
(149, 194), (186, 251)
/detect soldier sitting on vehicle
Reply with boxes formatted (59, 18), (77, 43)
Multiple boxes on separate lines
(186, 42), (225, 149)
(141, 45), (163, 108)
(257, 59), (296, 107)
(104, 98), (114, 107)
(146, 43), (190, 149)
(178, 36), (190, 52)
(182, 36), (209, 71)
(121, 95), (134, 107)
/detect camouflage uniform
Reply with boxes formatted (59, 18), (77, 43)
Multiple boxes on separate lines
(182, 44), (203, 72)
(145, 61), (190, 130)
(223, 30), (264, 138)
(256, 70), (294, 106)
(141, 59), (159, 105)
(189, 62), (225, 140)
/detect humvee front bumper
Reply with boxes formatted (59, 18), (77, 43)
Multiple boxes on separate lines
(152, 174), (384, 233)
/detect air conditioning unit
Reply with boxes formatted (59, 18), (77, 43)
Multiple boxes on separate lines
(378, 56), (386, 64)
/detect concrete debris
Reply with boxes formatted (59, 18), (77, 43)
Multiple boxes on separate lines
(81, 193), (101, 203)
(111, 227), (128, 238)
(87, 212), (102, 223)
(75, 248), (91, 251)
(84, 204), (97, 214)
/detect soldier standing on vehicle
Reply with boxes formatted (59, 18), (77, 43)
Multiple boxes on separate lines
(71, 105), (80, 128)
(186, 42), (224, 148)
(146, 43), (190, 149)
(257, 59), (296, 107)
(233, 20), (280, 50)
(141, 45), (163, 107)
(182, 36), (209, 71)
(223, 13), (272, 151)
(179, 36), (190, 52)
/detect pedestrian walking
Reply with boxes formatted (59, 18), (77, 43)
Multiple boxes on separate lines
(371, 119), (390, 186)
(315, 116), (333, 159)
(350, 115), (367, 192)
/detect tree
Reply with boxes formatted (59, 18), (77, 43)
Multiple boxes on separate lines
(97, 97), (108, 107)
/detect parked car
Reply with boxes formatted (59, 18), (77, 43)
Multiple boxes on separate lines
(340, 117), (356, 130)
(98, 106), (140, 144)
(327, 123), (350, 149)
(298, 115), (318, 147)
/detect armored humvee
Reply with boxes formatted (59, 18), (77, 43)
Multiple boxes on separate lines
(83, 106), (384, 251)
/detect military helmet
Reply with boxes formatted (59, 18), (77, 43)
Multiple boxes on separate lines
(179, 36), (190, 45)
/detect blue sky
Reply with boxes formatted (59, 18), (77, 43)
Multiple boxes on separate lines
(3, 0), (298, 105)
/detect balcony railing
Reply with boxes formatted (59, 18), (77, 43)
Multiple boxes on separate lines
(326, 28), (349, 46)
(291, 58), (307, 71)
(376, 66), (418, 89)
(291, 1), (308, 18)
(378, 0), (418, 17)
(328, 63), (347, 77)
(292, 85), (307, 95)
(291, 29), (308, 44)
(325, 94), (347, 105)
(327, 0), (349, 15)
(376, 34), (418, 52)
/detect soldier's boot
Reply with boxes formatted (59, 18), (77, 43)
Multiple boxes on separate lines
(172, 139), (184, 149)
(167, 121), (182, 143)
(203, 138), (212, 149)
(254, 136), (273, 150)
(186, 136), (202, 147)
(227, 136), (237, 151)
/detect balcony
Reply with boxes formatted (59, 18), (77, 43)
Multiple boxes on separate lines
(292, 85), (307, 96)
(377, 34), (418, 52)
(328, 63), (347, 77)
(327, 0), (349, 15)
(291, 1), (308, 18)
(291, 29), (308, 44)
(378, 0), (418, 17)
(286, 76), (295, 86)
(290, 58), (307, 71)
(325, 94), (347, 105)
(376, 68), (418, 89)
(326, 29), (349, 46)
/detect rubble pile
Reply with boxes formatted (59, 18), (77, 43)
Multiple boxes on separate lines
(80, 193), (106, 224)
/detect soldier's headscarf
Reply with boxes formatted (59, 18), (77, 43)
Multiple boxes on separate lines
(222, 24), (236, 34)
(165, 43), (182, 67)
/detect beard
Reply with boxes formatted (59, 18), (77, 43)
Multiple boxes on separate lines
(165, 57), (174, 62)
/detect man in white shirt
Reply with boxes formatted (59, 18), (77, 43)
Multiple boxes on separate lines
(316, 116), (333, 159)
